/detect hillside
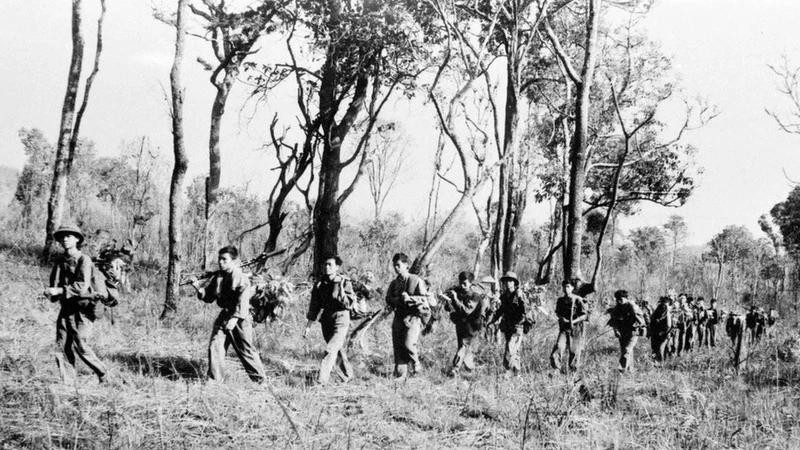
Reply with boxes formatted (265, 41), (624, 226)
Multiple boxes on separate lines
(0, 249), (798, 448)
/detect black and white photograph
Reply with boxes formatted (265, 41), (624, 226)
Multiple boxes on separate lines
(2, 0), (800, 447)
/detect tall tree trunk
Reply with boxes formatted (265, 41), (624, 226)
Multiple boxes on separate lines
(206, 75), (233, 216)
(312, 138), (343, 275)
(163, 0), (189, 320)
(44, 0), (84, 260)
(563, 0), (601, 281)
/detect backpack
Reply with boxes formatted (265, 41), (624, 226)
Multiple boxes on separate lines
(81, 255), (121, 307)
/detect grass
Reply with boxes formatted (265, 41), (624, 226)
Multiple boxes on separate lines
(1, 249), (799, 449)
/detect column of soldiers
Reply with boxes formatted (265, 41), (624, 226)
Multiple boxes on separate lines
(43, 224), (780, 385)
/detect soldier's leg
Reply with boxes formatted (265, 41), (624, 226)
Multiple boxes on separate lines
(333, 312), (352, 381)
(229, 318), (267, 383)
(620, 333), (637, 371)
(569, 328), (585, 371)
(550, 330), (567, 370)
(505, 329), (522, 373)
(54, 311), (76, 383)
(392, 316), (407, 377)
(655, 333), (668, 362)
(207, 316), (227, 380)
(452, 326), (466, 371)
(404, 316), (423, 376)
(709, 325), (716, 347)
(462, 335), (476, 371)
(69, 312), (107, 380)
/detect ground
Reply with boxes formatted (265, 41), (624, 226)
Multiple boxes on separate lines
(1, 249), (799, 449)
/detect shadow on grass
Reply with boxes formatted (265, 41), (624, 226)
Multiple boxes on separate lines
(109, 353), (205, 380)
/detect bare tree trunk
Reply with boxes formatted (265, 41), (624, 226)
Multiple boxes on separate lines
(163, 0), (189, 320)
(44, 0), (84, 260)
(561, 0), (601, 281)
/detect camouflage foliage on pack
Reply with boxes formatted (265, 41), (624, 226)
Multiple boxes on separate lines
(249, 274), (296, 324)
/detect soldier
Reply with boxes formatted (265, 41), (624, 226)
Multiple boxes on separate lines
(726, 311), (748, 369)
(607, 290), (645, 372)
(440, 271), (490, 375)
(745, 305), (766, 343)
(190, 246), (267, 383)
(695, 297), (708, 348)
(550, 278), (589, 372)
(303, 255), (357, 384)
(488, 271), (533, 374)
(670, 293), (689, 356)
(649, 296), (673, 362)
(706, 298), (721, 347)
(385, 253), (431, 377)
(45, 224), (110, 384)
(638, 299), (652, 338)
(683, 296), (697, 352)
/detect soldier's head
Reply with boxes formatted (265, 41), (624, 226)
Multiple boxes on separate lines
(54, 224), (85, 252)
(667, 288), (677, 301)
(323, 255), (342, 279)
(658, 296), (670, 304)
(562, 278), (578, 295)
(218, 246), (239, 273)
(614, 290), (629, 305)
(687, 296), (695, 305)
(697, 296), (705, 306)
(711, 298), (717, 306)
(458, 271), (475, 290)
(678, 293), (687, 304)
(392, 253), (410, 277)
(500, 271), (519, 293)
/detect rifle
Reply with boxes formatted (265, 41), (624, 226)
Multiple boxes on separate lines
(179, 248), (287, 286)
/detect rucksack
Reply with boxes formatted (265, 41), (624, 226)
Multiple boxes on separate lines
(81, 255), (121, 307)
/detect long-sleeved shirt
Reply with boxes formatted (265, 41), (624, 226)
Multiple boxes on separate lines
(555, 294), (587, 331)
(444, 285), (489, 333)
(385, 274), (428, 317)
(306, 276), (355, 321)
(49, 252), (93, 310)
(607, 302), (645, 334)
(493, 289), (532, 332)
(198, 267), (252, 320)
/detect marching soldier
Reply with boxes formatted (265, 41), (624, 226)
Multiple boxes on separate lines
(440, 271), (490, 375)
(683, 296), (697, 352)
(489, 271), (533, 374)
(607, 290), (646, 372)
(385, 253), (431, 378)
(550, 278), (589, 372)
(695, 297), (708, 348)
(706, 298), (721, 347)
(303, 255), (357, 384)
(190, 246), (267, 383)
(45, 224), (110, 384)
(745, 305), (766, 343)
(649, 296), (673, 362)
(726, 311), (748, 369)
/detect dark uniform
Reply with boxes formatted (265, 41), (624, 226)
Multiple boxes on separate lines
(50, 251), (108, 383)
(444, 285), (489, 373)
(607, 297), (645, 371)
(706, 302), (720, 347)
(491, 286), (532, 373)
(307, 275), (356, 384)
(386, 273), (429, 377)
(550, 293), (588, 371)
(745, 307), (766, 343)
(649, 297), (672, 361)
(726, 312), (747, 369)
(199, 267), (267, 383)
(695, 300), (708, 348)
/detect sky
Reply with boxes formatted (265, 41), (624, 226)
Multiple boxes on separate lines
(1, 0), (799, 246)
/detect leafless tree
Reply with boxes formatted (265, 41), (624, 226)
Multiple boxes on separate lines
(163, 0), (189, 320)
(366, 122), (405, 219)
(44, 0), (107, 260)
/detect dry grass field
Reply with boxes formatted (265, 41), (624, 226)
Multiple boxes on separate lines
(1, 248), (799, 449)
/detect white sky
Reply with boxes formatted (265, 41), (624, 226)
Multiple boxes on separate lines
(1, 0), (799, 245)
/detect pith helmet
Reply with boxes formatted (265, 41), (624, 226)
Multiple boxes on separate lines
(53, 224), (85, 245)
(499, 271), (519, 284)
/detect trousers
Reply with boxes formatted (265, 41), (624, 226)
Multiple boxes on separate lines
(392, 314), (422, 377)
(319, 310), (352, 384)
(550, 326), (584, 371)
(55, 308), (107, 382)
(208, 313), (266, 383)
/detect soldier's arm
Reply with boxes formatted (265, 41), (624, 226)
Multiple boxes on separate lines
(232, 271), (252, 320)
(63, 256), (92, 300)
(571, 299), (588, 324)
(306, 283), (323, 322)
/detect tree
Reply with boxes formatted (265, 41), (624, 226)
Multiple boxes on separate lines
(163, 0), (190, 320)
(14, 129), (54, 228)
(43, 0), (107, 259)
(705, 225), (756, 299)
(544, 0), (602, 281)
(664, 214), (688, 268)
(286, 0), (429, 275)
(766, 56), (800, 136)
(628, 225), (666, 297)
(366, 122), (405, 219)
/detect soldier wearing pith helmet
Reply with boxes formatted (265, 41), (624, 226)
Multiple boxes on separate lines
(45, 224), (110, 384)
